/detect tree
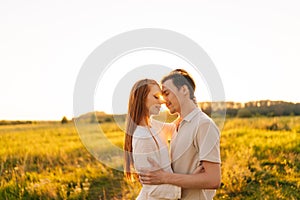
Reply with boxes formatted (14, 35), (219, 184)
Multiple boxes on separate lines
(61, 116), (68, 124)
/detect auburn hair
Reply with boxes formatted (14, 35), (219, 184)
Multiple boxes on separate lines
(124, 79), (159, 179)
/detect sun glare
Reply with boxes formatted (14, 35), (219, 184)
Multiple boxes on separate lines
(159, 94), (165, 101)
(160, 103), (168, 111)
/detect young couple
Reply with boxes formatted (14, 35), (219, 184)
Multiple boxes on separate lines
(124, 69), (221, 200)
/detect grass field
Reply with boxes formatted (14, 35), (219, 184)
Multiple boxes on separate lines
(0, 117), (299, 199)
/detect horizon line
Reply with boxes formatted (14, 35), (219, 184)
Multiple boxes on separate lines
(1, 99), (300, 121)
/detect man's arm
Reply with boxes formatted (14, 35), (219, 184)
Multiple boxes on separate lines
(140, 160), (221, 189)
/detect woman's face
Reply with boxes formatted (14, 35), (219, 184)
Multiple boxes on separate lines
(146, 84), (164, 116)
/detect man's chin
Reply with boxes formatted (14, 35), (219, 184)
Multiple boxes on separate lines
(168, 109), (176, 115)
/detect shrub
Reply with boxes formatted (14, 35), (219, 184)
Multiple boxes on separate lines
(237, 108), (252, 118)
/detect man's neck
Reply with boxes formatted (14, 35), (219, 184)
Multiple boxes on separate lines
(180, 99), (197, 119)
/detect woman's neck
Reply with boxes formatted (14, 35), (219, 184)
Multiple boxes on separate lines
(138, 117), (150, 127)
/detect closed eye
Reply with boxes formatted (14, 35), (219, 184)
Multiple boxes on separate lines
(163, 91), (169, 96)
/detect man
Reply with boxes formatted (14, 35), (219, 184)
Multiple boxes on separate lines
(140, 69), (221, 199)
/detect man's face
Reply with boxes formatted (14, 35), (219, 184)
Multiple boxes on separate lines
(162, 79), (182, 114)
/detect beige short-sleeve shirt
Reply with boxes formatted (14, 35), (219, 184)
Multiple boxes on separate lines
(170, 108), (221, 200)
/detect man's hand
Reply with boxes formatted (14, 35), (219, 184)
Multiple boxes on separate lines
(139, 157), (170, 185)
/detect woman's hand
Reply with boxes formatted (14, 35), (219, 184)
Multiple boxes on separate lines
(192, 161), (205, 174)
(138, 157), (170, 185)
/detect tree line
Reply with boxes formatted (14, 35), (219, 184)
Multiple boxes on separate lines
(73, 100), (300, 125)
(199, 100), (300, 118)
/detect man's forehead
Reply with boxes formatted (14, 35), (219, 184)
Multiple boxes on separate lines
(162, 79), (175, 91)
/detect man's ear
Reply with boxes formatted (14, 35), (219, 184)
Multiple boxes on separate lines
(181, 85), (189, 96)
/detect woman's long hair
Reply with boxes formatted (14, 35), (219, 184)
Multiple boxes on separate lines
(124, 79), (158, 179)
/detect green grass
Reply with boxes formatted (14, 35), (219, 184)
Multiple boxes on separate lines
(0, 117), (299, 199)
(218, 116), (300, 200)
(0, 123), (137, 199)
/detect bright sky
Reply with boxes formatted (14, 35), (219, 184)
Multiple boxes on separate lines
(1, 0), (300, 120)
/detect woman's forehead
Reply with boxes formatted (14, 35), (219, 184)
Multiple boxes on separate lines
(150, 84), (162, 93)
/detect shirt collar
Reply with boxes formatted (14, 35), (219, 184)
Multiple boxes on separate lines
(182, 107), (201, 122)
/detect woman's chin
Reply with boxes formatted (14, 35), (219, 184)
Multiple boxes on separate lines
(150, 110), (160, 116)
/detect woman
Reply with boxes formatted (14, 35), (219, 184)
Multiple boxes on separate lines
(124, 79), (181, 200)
